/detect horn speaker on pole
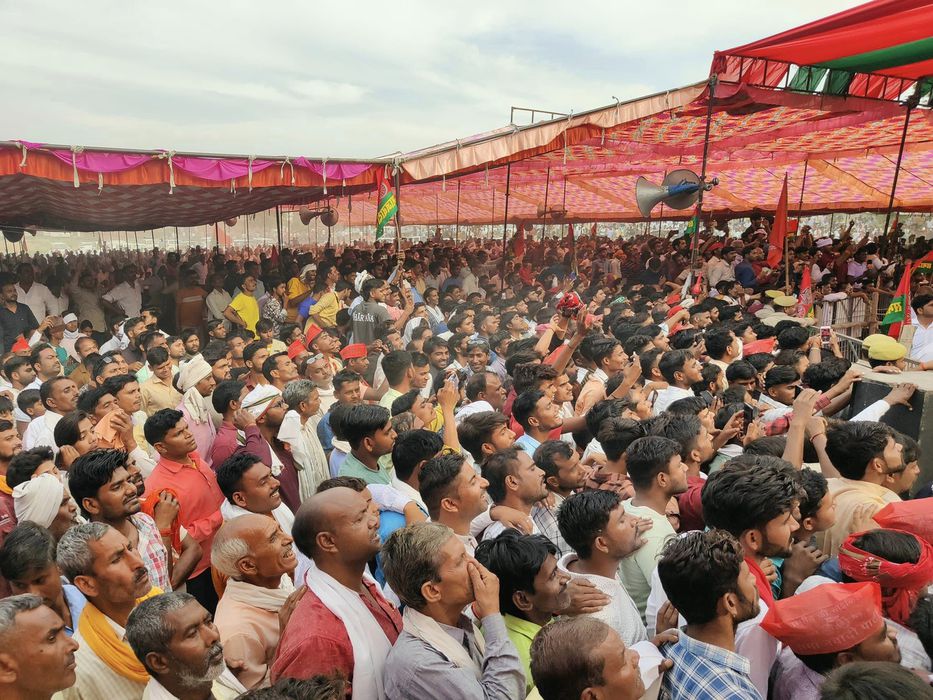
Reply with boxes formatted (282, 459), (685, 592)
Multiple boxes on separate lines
(635, 169), (719, 217)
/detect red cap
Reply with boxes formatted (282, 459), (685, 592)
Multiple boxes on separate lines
(305, 323), (324, 345)
(287, 339), (308, 360)
(11, 336), (29, 353)
(340, 343), (367, 361)
(873, 500), (933, 546)
(760, 582), (883, 655)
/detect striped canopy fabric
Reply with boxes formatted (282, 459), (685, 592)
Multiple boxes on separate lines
(713, 0), (933, 100)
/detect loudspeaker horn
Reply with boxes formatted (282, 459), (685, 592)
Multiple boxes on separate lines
(321, 208), (339, 227)
(635, 169), (718, 217)
(224, 217), (238, 227)
(299, 206), (319, 225)
(536, 205), (567, 219)
(2, 228), (25, 243)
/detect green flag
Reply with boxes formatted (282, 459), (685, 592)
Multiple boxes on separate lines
(684, 215), (699, 241)
(375, 169), (398, 241)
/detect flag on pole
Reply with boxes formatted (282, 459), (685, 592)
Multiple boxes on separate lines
(767, 174), (788, 269)
(916, 249), (933, 274)
(684, 215), (699, 242)
(794, 264), (814, 318)
(883, 263), (913, 338)
(375, 168), (398, 241)
(590, 222), (597, 237)
(565, 223), (574, 246)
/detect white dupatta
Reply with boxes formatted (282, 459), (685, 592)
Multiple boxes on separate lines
(304, 561), (394, 700)
(401, 606), (485, 681)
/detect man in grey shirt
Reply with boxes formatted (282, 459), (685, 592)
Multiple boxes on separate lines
(351, 278), (392, 346)
(381, 522), (525, 700)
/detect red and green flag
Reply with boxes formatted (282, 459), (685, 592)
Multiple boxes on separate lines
(916, 250), (933, 275)
(883, 263), (912, 338)
(684, 215), (699, 241)
(375, 168), (398, 241)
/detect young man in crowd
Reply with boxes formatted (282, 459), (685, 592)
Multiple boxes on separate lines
(475, 529), (572, 693)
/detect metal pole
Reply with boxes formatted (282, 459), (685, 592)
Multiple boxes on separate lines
(275, 206), (283, 249)
(689, 74), (718, 272)
(133, 230), (139, 252)
(500, 162), (512, 292)
(174, 226), (180, 252)
(455, 180), (461, 243)
(245, 215), (250, 250)
(393, 168), (403, 255)
(881, 91), (919, 256)
(541, 165), (551, 242)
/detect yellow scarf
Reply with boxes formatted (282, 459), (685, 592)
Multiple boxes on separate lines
(78, 586), (163, 684)
(0, 475), (11, 496)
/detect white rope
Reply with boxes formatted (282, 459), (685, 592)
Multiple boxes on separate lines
(18, 143), (28, 168)
(156, 151), (176, 194)
(442, 174), (446, 192)
(70, 146), (85, 188)
(322, 158), (328, 195)
(280, 156), (296, 185)
(98, 172), (104, 193)
(247, 155), (255, 192)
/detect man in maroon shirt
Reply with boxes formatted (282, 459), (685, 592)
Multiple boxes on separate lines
(0, 419), (23, 596)
(143, 409), (225, 614)
(272, 486), (402, 688)
(209, 380), (269, 470)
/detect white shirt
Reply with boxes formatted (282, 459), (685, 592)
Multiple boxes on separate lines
(15, 282), (55, 322)
(651, 386), (693, 416)
(22, 410), (63, 453)
(557, 552), (647, 647)
(102, 281), (143, 318)
(910, 319), (933, 363)
(47, 291), (70, 317)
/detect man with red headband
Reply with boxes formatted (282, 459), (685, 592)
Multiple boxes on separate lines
(838, 529), (933, 629)
(763, 582), (900, 700)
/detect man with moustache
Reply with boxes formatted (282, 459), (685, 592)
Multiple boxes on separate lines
(0, 594), (80, 700)
(212, 514), (300, 690)
(271, 487), (402, 694)
(69, 448), (193, 593)
(127, 591), (246, 700)
(57, 522), (162, 700)
(657, 529), (763, 699)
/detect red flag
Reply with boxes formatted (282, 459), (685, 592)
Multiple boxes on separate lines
(795, 264), (813, 318)
(885, 263), (913, 338)
(767, 174), (788, 269)
(590, 222), (597, 237)
(565, 223), (575, 246)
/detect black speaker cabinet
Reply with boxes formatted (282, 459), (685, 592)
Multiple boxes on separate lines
(847, 370), (932, 491)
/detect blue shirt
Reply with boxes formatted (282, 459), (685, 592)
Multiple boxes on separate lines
(317, 412), (335, 454)
(62, 582), (87, 637)
(734, 261), (757, 288)
(515, 433), (542, 457)
(375, 510), (407, 586)
(661, 632), (763, 700)
(297, 295), (317, 321)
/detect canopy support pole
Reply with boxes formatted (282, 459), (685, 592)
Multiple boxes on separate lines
(393, 167), (403, 255)
(174, 227), (180, 252)
(275, 206), (282, 249)
(455, 181), (461, 243)
(500, 162), (512, 292)
(690, 74), (717, 272)
(881, 89), (920, 257)
(245, 215), (250, 249)
(541, 165), (551, 242)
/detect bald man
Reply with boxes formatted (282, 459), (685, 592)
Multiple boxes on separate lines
(270, 488), (403, 694)
(212, 514), (300, 690)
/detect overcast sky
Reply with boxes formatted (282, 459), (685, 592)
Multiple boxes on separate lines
(2, 1), (861, 159)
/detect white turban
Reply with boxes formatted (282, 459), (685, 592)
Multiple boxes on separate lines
(13, 473), (64, 528)
(178, 354), (213, 393)
(241, 385), (281, 419)
(354, 269), (372, 294)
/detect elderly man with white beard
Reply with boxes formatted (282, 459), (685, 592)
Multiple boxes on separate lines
(126, 591), (246, 700)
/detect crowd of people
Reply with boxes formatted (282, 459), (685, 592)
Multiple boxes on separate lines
(0, 218), (932, 700)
